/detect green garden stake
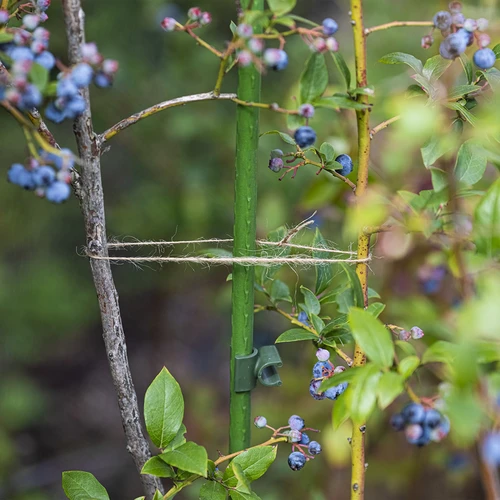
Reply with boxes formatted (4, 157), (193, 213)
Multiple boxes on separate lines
(229, 0), (264, 454)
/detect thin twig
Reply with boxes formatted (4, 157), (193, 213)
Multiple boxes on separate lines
(231, 97), (299, 115)
(61, 1), (163, 498)
(370, 115), (400, 138)
(98, 92), (237, 144)
(365, 21), (434, 35)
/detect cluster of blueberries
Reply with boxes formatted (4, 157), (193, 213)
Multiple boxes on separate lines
(390, 402), (450, 447)
(7, 148), (74, 203)
(161, 11), (340, 73)
(427, 2), (496, 69)
(389, 325), (424, 342)
(254, 415), (322, 471)
(0, 1), (118, 123)
(309, 348), (348, 401)
(418, 264), (447, 295)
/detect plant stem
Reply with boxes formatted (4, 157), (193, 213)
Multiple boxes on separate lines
(229, 0), (263, 454)
(365, 20), (434, 35)
(231, 97), (299, 115)
(185, 28), (223, 57)
(350, 0), (371, 498)
(370, 115), (400, 138)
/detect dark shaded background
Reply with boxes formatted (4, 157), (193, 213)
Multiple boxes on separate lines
(1, 0), (498, 499)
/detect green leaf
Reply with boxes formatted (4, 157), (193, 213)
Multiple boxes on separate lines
(232, 463), (251, 493)
(493, 43), (500, 58)
(267, 0), (296, 16)
(430, 167), (448, 192)
(0, 32), (14, 43)
(455, 140), (487, 186)
(332, 390), (351, 429)
(62, 471), (110, 500)
(144, 367), (184, 449)
(275, 328), (317, 343)
(422, 341), (458, 365)
(448, 84), (481, 100)
(460, 54), (474, 84)
(223, 446), (277, 487)
(314, 94), (370, 111)
(313, 229), (334, 294)
(152, 491), (163, 500)
(379, 52), (423, 75)
(300, 286), (321, 315)
(446, 102), (478, 126)
(141, 457), (175, 478)
(229, 492), (261, 500)
(483, 68), (500, 90)
(320, 366), (360, 391)
(160, 441), (208, 477)
(367, 288), (380, 299)
(346, 364), (382, 423)
(163, 424), (187, 452)
(348, 308), (394, 368)
(474, 178), (500, 256)
(406, 84), (427, 98)
(310, 314), (325, 334)
(421, 135), (453, 167)
(366, 302), (385, 318)
(423, 55), (451, 81)
(331, 51), (351, 89)
(336, 288), (354, 314)
(395, 340), (417, 357)
(376, 372), (404, 409)
(340, 262), (363, 307)
(286, 113), (305, 130)
(398, 355), (420, 379)
(274, 16), (296, 28)
(319, 143), (335, 163)
(29, 63), (49, 92)
(299, 53), (328, 105)
(270, 279), (292, 303)
(260, 130), (296, 145)
(199, 481), (227, 500)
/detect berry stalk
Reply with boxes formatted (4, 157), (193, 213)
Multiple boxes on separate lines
(229, 0), (263, 453)
(350, 0), (371, 498)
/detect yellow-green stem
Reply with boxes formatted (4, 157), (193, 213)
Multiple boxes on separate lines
(351, 0), (371, 498)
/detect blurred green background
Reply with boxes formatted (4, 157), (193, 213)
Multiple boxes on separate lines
(1, 0), (499, 498)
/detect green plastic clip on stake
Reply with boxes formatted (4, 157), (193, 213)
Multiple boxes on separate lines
(234, 346), (283, 393)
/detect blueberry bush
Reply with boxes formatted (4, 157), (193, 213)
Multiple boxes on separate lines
(2, 0), (500, 499)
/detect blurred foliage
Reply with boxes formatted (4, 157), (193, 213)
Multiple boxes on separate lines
(1, 0), (500, 499)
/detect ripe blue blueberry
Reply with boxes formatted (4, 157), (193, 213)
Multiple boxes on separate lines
(37, 0), (51, 10)
(23, 14), (40, 31)
(482, 433), (500, 466)
(254, 416), (267, 428)
(288, 429), (302, 443)
(322, 18), (338, 36)
(288, 451), (306, 471)
(456, 27), (474, 46)
(57, 78), (78, 98)
(294, 126), (316, 148)
(19, 84), (42, 110)
(10, 47), (34, 62)
(312, 361), (330, 379)
(325, 382), (348, 400)
(71, 63), (94, 88)
(308, 441), (321, 455)
(268, 157), (283, 172)
(35, 51), (56, 70)
(430, 415), (450, 442)
(410, 326), (424, 340)
(10, 165), (36, 190)
(335, 154), (353, 176)
(0, 9), (9, 24)
(32, 165), (56, 187)
(65, 94), (86, 116)
(390, 413), (405, 431)
(263, 48), (288, 71)
(45, 102), (66, 123)
(288, 415), (305, 431)
(463, 18), (477, 32)
(7, 163), (25, 184)
(423, 408), (441, 429)
(473, 48), (496, 70)
(439, 33), (467, 60)
(45, 181), (71, 203)
(414, 425), (432, 447)
(401, 402), (426, 424)
(298, 311), (310, 326)
(299, 432), (310, 445)
(94, 71), (113, 88)
(433, 11), (452, 30)
(309, 379), (326, 400)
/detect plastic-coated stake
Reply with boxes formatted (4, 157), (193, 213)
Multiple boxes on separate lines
(229, 0), (264, 454)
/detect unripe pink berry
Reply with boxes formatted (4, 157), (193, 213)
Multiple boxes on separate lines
(199, 11), (211, 25)
(288, 429), (302, 443)
(161, 17), (177, 31)
(23, 14), (40, 30)
(477, 33), (491, 48)
(248, 37), (264, 54)
(477, 18), (489, 31)
(102, 59), (119, 74)
(0, 9), (9, 24)
(33, 27), (50, 41)
(187, 7), (202, 20)
(449, 1), (462, 13)
(237, 50), (252, 67)
(325, 37), (339, 52)
(410, 326), (424, 340)
(451, 12), (465, 25)
(13, 29), (31, 45)
(254, 416), (267, 428)
(334, 366), (346, 374)
(312, 37), (327, 53)
(237, 23), (253, 38)
(421, 35), (434, 49)
(463, 18), (477, 32)
(405, 424), (423, 441)
(39, 12), (48, 22)
(315, 348), (330, 361)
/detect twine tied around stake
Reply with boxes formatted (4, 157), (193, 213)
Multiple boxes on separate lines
(85, 215), (372, 268)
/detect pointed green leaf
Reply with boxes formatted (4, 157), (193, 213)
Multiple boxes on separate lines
(270, 279), (292, 303)
(300, 286), (321, 315)
(160, 441), (208, 477)
(62, 471), (110, 500)
(448, 84), (481, 100)
(299, 53), (328, 105)
(163, 424), (187, 452)
(232, 463), (251, 493)
(340, 262), (363, 307)
(320, 366), (360, 391)
(366, 302), (385, 318)
(0, 32), (14, 43)
(331, 51), (351, 89)
(398, 355), (420, 379)
(430, 167), (448, 192)
(199, 481), (227, 500)
(29, 63), (49, 92)
(423, 55), (451, 81)
(144, 367), (184, 448)
(475, 178), (500, 256)
(376, 372), (404, 409)
(223, 446), (277, 487)
(395, 340), (417, 357)
(310, 314), (325, 334)
(267, 0), (296, 16)
(275, 328), (317, 343)
(152, 491), (163, 500)
(141, 456), (175, 478)
(421, 135), (453, 167)
(348, 308), (394, 368)
(260, 130), (296, 145)
(345, 364), (382, 423)
(332, 390), (351, 429)
(379, 52), (423, 75)
(455, 140), (487, 186)
(422, 341), (458, 365)
(229, 492), (261, 500)
(460, 54), (474, 84)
